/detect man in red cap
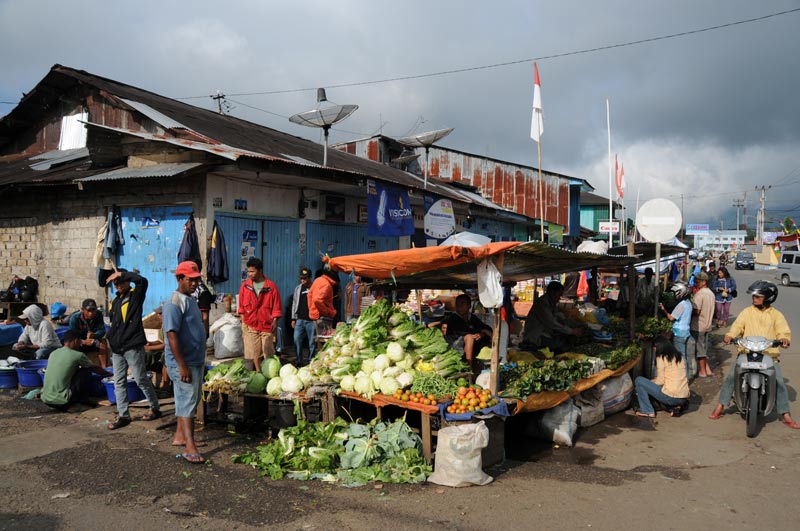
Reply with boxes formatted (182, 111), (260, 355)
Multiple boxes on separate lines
(164, 261), (208, 463)
(238, 258), (282, 373)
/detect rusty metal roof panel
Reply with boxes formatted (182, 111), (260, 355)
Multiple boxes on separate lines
(76, 162), (204, 182)
(28, 147), (90, 170)
(119, 98), (189, 130)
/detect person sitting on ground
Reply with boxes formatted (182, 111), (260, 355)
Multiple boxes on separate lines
(520, 281), (582, 354)
(634, 337), (690, 418)
(68, 298), (110, 368)
(709, 280), (800, 429)
(143, 305), (170, 391)
(41, 330), (111, 411)
(12, 304), (61, 359)
(442, 293), (492, 373)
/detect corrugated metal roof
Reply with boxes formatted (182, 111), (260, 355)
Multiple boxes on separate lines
(76, 162), (204, 182)
(29, 147), (89, 170)
(120, 98), (190, 130)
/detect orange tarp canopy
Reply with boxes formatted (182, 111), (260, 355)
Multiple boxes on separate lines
(326, 241), (520, 280)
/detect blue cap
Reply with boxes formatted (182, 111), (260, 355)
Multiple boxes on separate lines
(50, 301), (67, 319)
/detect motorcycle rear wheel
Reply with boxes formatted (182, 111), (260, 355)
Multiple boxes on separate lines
(746, 386), (759, 438)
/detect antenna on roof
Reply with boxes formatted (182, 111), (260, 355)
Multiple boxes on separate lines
(212, 90), (230, 115)
(289, 88), (358, 167)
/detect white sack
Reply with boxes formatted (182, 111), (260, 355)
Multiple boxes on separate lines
(428, 421), (493, 487)
(600, 373), (633, 415)
(209, 313), (244, 359)
(539, 399), (581, 447)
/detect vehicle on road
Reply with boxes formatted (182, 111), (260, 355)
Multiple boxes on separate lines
(776, 250), (800, 286)
(732, 336), (780, 438)
(735, 252), (755, 270)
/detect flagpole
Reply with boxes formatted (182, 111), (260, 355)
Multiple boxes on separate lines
(537, 122), (544, 242)
(635, 187), (641, 241)
(606, 98), (614, 246)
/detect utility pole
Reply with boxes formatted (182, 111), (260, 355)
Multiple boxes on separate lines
(755, 185), (771, 253)
(733, 198), (744, 246)
(212, 90), (227, 115)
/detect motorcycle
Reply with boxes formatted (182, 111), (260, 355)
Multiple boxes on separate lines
(732, 336), (780, 437)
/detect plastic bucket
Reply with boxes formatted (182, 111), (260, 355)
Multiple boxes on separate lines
(0, 368), (18, 389)
(102, 376), (147, 404)
(15, 359), (48, 387)
(89, 369), (112, 397)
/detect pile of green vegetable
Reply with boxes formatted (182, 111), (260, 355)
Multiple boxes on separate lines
(307, 299), (468, 399)
(636, 316), (672, 339)
(233, 406), (431, 487)
(499, 359), (594, 398)
(598, 343), (643, 370)
(203, 359), (254, 399)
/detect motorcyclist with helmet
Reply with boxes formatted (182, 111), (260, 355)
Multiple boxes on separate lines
(708, 280), (799, 429)
(660, 281), (695, 382)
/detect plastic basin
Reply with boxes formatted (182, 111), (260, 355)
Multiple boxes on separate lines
(15, 359), (48, 387)
(0, 368), (18, 389)
(102, 376), (147, 404)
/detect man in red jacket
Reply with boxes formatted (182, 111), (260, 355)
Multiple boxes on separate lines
(308, 269), (339, 337)
(238, 258), (282, 373)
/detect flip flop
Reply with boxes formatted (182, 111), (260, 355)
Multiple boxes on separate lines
(782, 420), (800, 429)
(179, 452), (206, 464)
(172, 440), (207, 447)
(708, 410), (724, 420)
(635, 412), (656, 418)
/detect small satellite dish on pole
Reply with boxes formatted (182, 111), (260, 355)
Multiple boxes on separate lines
(397, 127), (453, 189)
(289, 88), (358, 167)
(390, 148), (421, 170)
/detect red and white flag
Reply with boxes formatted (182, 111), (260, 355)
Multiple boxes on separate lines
(530, 63), (543, 142)
(615, 158), (625, 199)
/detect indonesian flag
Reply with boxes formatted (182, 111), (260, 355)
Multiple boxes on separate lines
(530, 63), (543, 142)
(615, 157), (625, 199)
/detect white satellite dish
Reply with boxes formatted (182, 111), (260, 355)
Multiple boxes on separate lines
(391, 149), (421, 165)
(397, 127), (454, 189)
(289, 88), (358, 167)
(636, 198), (682, 243)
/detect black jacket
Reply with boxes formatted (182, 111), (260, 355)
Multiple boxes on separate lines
(106, 272), (148, 352)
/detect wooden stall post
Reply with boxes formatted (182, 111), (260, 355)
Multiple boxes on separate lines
(489, 254), (504, 394)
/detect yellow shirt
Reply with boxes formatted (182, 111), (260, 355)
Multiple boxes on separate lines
(654, 357), (690, 399)
(728, 306), (791, 359)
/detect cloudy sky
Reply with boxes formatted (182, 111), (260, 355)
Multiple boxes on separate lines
(2, 0), (799, 230)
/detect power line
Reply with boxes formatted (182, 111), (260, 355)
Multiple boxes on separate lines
(226, 98), (371, 137)
(174, 7), (800, 101)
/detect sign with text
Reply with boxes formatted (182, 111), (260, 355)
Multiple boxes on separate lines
(423, 193), (455, 240)
(599, 221), (619, 234)
(685, 223), (710, 235)
(367, 179), (414, 237)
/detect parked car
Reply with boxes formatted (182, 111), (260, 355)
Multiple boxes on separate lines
(735, 252), (755, 270)
(776, 250), (800, 286)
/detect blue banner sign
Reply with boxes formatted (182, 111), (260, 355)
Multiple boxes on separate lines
(685, 223), (710, 235)
(367, 179), (414, 237)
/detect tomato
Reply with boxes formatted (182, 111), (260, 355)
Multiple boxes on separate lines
(457, 387), (468, 397)
(431, 400), (437, 406)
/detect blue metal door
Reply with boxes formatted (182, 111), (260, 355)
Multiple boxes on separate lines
(118, 206), (193, 315)
(213, 214), (263, 298)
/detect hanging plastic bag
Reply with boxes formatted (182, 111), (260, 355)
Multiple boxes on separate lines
(209, 313), (244, 359)
(428, 421), (493, 487)
(477, 258), (503, 309)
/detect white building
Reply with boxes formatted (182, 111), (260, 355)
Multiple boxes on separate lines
(694, 230), (746, 251)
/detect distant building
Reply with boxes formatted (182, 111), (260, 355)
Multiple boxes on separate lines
(693, 230), (746, 251)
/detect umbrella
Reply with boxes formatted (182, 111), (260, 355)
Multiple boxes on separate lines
(439, 231), (491, 247)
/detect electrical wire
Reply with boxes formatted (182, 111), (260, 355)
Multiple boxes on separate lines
(174, 7), (800, 101)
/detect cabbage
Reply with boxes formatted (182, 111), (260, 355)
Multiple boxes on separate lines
(261, 356), (281, 379)
(266, 377), (283, 396)
(374, 354), (390, 372)
(246, 373), (267, 394)
(371, 370), (384, 389)
(386, 342), (405, 362)
(340, 374), (356, 392)
(354, 375), (373, 396)
(395, 356), (414, 370)
(282, 374), (303, 393)
(379, 376), (400, 396)
(360, 358), (375, 375)
(297, 367), (313, 385)
(280, 364), (298, 379)
(382, 366), (402, 378)
(396, 371), (414, 389)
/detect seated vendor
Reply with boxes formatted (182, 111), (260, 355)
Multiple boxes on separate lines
(442, 294), (492, 372)
(143, 305), (170, 390)
(42, 330), (112, 411)
(520, 281), (582, 354)
(68, 298), (110, 367)
(13, 304), (61, 359)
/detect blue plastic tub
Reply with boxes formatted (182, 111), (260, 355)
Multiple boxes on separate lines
(102, 376), (146, 404)
(16, 359), (48, 387)
(0, 368), (18, 389)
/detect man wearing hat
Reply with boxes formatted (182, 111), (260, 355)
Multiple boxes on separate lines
(105, 268), (161, 429)
(68, 298), (110, 367)
(163, 261), (207, 463)
(690, 271), (715, 378)
(291, 267), (315, 366)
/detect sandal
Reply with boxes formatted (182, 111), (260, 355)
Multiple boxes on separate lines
(708, 408), (724, 420)
(635, 412), (656, 418)
(140, 409), (162, 421)
(179, 452), (206, 464)
(107, 416), (131, 430)
(782, 420), (800, 429)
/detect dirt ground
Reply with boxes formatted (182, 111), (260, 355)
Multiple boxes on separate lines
(2, 332), (799, 531)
